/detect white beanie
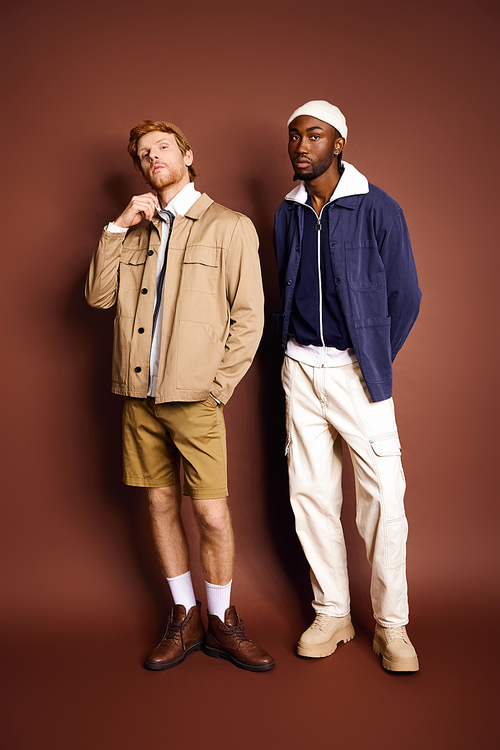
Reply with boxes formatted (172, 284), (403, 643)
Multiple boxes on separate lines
(287, 100), (347, 141)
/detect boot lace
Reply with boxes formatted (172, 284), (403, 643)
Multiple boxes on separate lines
(310, 614), (334, 633)
(223, 619), (251, 644)
(161, 617), (183, 645)
(385, 626), (408, 643)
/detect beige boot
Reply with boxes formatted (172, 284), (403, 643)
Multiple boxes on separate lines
(373, 623), (419, 672)
(297, 613), (355, 658)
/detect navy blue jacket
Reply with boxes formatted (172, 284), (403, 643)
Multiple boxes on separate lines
(273, 165), (421, 402)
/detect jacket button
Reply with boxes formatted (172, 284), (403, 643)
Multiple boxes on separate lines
(147, 250), (154, 256)
(295, 245), (299, 251)
(282, 312), (286, 317)
(134, 366), (142, 373)
(335, 278), (341, 284)
(287, 280), (292, 285)
(141, 288), (148, 294)
(138, 327), (145, 334)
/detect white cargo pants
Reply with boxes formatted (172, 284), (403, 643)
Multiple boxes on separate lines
(282, 356), (409, 627)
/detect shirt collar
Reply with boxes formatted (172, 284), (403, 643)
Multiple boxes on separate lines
(284, 161), (369, 205)
(157, 182), (201, 221)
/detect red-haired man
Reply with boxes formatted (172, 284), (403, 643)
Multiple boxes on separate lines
(86, 120), (274, 672)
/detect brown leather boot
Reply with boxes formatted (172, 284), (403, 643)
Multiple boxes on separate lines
(145, 601), (205, 670)
(205, 606), (275, 672)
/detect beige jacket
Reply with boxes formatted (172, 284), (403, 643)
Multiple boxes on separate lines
(85, 193), (264, 404)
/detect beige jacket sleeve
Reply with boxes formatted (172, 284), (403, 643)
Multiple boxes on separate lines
(210, 215), (264, 404)
(85, 228), (127, 309)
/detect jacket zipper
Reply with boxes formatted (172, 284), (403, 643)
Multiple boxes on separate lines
(304, 203), (327, 349)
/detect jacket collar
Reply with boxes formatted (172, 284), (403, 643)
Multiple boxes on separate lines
(151, 192), (213, 231)
(185, 192), (214, 220)
(157, 181), (201, 220)
(284, 161), (369, 209)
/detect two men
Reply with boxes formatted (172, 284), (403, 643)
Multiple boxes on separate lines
(87, 102), (421, 674)
(274, 101), (421, 671)
(86, 120), (274, 672)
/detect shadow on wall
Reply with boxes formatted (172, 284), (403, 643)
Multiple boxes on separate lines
(64, 167), (173, 626)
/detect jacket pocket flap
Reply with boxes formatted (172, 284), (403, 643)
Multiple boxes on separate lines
(120, 248), (147, 266)
(183, 246), (219, 267)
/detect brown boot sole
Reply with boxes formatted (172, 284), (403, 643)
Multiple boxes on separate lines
(372, 636), (419, 672)
(144, 640), (204, 671)
(297, 623), (355, 658)
(204, 645), (275, 672)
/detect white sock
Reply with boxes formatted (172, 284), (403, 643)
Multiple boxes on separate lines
(206, 580), (232, 620)
(166, 571), (197, 612)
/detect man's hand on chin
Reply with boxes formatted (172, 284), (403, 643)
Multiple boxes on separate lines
(114, 192), (159, 228)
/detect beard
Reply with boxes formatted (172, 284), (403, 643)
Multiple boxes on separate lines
(292, 152), (335, 182)
(145, 162), (186, 191)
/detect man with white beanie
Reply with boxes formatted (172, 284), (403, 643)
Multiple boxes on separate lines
(274, 100), (421, 671)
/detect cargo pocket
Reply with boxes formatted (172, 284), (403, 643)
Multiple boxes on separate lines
(385, 514), (408, 570)
(369, 431), (407, 569)
(369, 431), (401, 459)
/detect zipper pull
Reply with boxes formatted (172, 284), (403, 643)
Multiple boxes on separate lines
(315, 218), (322, 231)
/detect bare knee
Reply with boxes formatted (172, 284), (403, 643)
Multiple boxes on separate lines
(192, 498), (232, 537)
(148, 485), (182, 516)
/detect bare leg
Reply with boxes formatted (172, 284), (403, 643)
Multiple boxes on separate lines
(193, 496), (274, 672)
(148, 484), (190, 578)
(191, 497), (234, 585)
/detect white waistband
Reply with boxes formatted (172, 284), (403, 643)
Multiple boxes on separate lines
(286, 339), (358, 368)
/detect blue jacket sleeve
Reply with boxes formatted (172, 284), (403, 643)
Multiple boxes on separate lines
(379, 209), (422, 360)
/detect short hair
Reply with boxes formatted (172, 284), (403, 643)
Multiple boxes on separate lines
(127, 120), (197, 181)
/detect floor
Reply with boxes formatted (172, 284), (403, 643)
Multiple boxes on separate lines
(4, 594), (498, 750)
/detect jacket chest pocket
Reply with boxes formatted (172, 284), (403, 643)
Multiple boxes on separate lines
(345, 241), (385, 291)
(117, 251), (148, 319)
(120, 262), (144, 296)
(119, 248), (148, 290)
(181, 246), (220, 295)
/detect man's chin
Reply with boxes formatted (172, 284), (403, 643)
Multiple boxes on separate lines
(293, 171), (315, 182)
(147, 174), (168, 190)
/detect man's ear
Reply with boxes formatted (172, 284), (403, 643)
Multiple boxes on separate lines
(333, 137), (345, 156)
(184, 149), (194, 167)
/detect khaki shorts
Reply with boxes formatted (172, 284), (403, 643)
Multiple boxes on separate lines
(122, 397), (227, 499)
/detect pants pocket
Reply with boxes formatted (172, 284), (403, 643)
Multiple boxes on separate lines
(385, 514), (408, 569)
(369, 431), (407, 569)
(369, 431), (401, 458)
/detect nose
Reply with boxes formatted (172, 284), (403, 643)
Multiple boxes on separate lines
(296, 136), (308, 153)
(289, 134), (308, 154)
(149, 149), (160, 161)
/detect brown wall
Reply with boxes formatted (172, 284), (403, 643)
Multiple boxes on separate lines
(1, 0), (499, 747)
